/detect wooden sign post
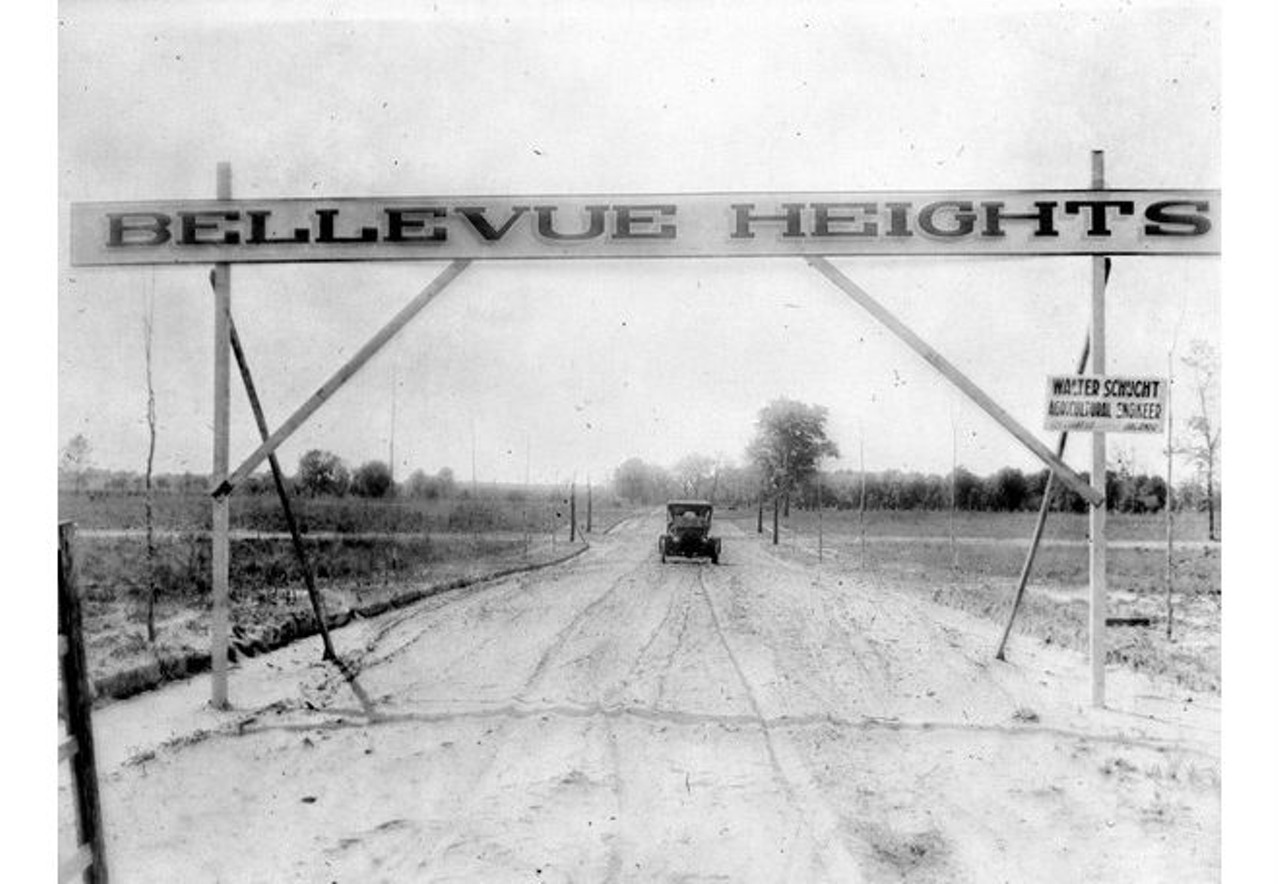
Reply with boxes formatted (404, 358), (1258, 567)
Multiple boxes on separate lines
(1089, 150), (1109, 709)
(211, 162), (231, 709)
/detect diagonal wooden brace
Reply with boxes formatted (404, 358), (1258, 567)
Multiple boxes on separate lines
(806, 255), (1104, 508)
(212, 259), (471, 499)
(996, 256), (1111, 661)
(228, 313), (337, 662)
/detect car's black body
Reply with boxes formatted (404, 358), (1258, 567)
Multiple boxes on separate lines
(659, 500), (721, 564)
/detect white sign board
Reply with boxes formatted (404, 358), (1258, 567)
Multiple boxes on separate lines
(1044, 375), (1168, 433)
(68, 189), (1221, 265)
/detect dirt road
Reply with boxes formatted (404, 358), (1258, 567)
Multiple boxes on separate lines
(72, 515), (1219, 882)
(76, 526), (1218, 551)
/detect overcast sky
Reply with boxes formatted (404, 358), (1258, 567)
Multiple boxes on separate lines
(58, 0), (1221, 486)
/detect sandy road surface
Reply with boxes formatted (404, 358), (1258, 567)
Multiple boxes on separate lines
(77, 527), (1217, 551)
(71, 515), (1219, 882)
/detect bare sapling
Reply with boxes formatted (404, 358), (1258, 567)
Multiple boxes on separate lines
(144, 289), (159, 643)
(1181, 340), (1220, 542)
(1166, 348), (1176, 639)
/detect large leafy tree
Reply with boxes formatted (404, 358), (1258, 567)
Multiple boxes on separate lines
(746, 399), (839, 505)
(351, 460), (394, 498)
(989, 466), (1029, 512)
(296, 449), (350, 497)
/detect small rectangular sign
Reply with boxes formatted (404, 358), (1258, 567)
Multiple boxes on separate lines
(1044, 375), (1168, 433)
(68, 189), (1220, 265)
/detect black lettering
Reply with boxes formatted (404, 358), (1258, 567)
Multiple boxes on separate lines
(918, 201), (976, 238)
(729, 203), (805, 239)
(246, 211), (310, 244)
(1143, 200), (1212, 236)
(454, 206), (529, 241)
(1064, 200), (1135, 236)
(107, 212), (171, 247)
(176, 211), (241, 245)
(884, 202), (913, 237)
(612, 204), (676, 239)
(384, 208), (446, 243)
(980, 201), (1059, 237)
(535, 205), (608, 241)
(315, 208), (378, 243)
(811, 202), (878, 237)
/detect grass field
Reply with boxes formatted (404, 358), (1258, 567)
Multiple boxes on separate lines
(724, 508), (1221, 691)
(61, 491), (1219, 698)
(58, 489), (640, 694)
(721, 505), (1219, 543)
(58, 487), (634, 535)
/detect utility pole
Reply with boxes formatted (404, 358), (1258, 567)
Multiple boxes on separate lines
(950, 413), (958, 569)
(817, 470), (823, 562)
(1164, 294), (1185, 641)
(859, 430), (867, 567)
(523, 433), (531, 558)
(569, 480), (577, 542)
(389, 362), (396, 487)
(586, 477), (593, 533)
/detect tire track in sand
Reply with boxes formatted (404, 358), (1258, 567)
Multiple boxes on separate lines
(515, 556), (653, 701)
(600, 565), (698, 709)
(695, 567), (865, 883)
(380, 552), (654, 879)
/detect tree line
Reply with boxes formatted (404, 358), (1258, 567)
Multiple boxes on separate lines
(612, 396), (1221, 515)
(58, 438), (465, 502)
(798, 466), (1203, 514)
(614, 455), (1211, 514)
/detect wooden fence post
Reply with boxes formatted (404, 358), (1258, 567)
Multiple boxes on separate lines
(59, 522), (109, 884)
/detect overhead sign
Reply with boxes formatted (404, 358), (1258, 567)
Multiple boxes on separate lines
(68, 189), (1219, 265)
(1044, 375), (1168, 433)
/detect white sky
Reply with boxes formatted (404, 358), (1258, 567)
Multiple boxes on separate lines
(57, 0), (1221, 484)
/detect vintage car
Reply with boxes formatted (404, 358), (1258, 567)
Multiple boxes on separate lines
(659, 500), (721, 564)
